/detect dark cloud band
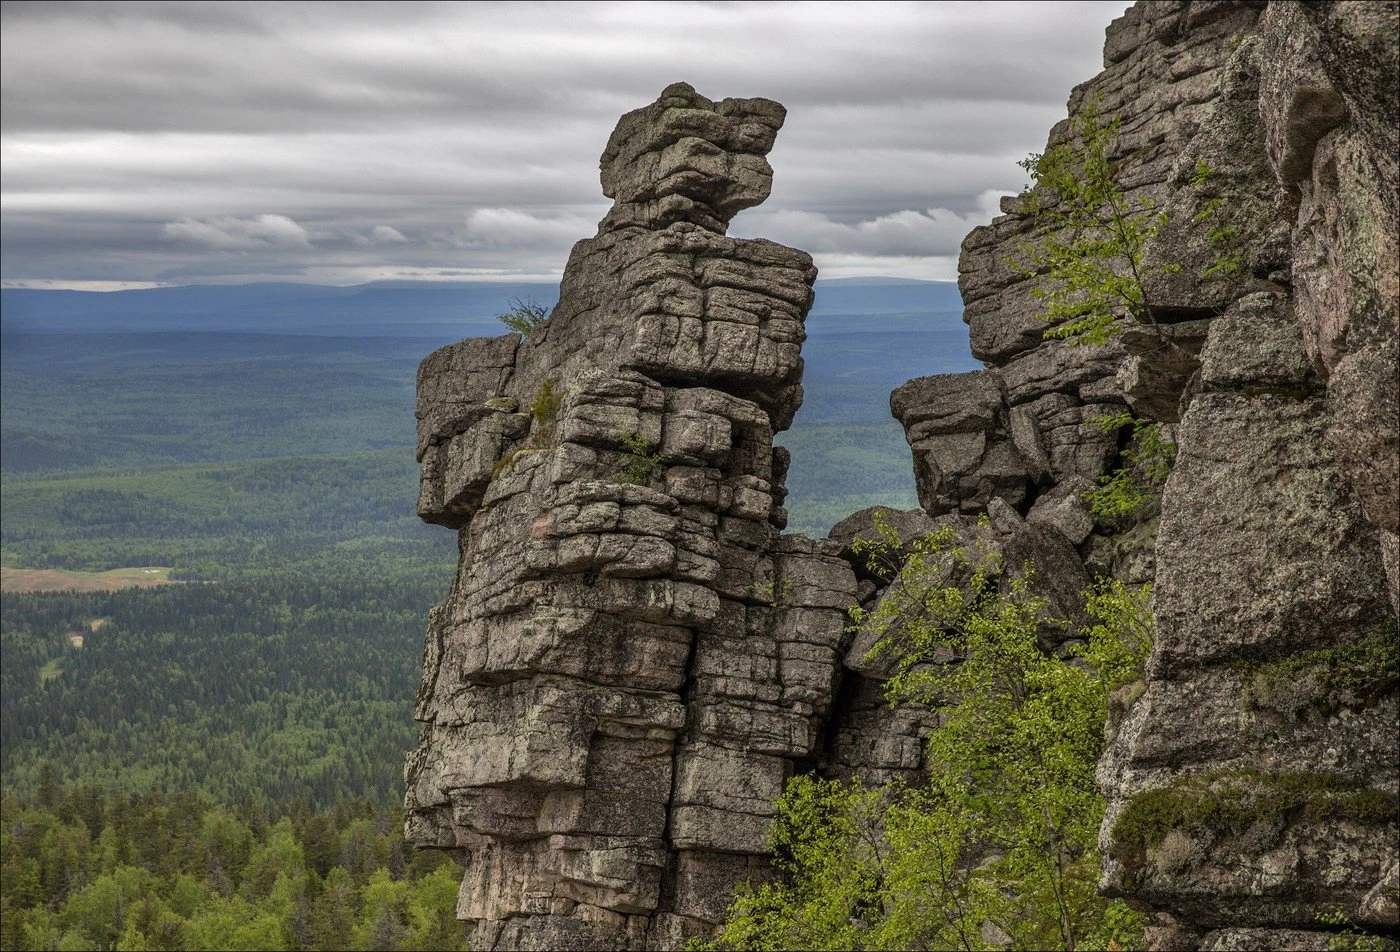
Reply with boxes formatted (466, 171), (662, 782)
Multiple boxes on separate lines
(0, 0), (1130, 286)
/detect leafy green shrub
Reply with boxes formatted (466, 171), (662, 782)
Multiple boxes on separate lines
(1190, 160), (1244, 280)
(495, 298), (551, 335)
(741, 578), (795, 608)
(1015, 98), (1175, 346)
(1015, 105), (1241, 347)
(616, 431), (663, 486)
(1316, 909), (1393, 952)
(528, 379), (563, 446)
(701, 521), (1153, 952)
(1083, 412), (1176, 525)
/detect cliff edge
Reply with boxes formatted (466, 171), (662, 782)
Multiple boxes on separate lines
(934, 2), (1398, 948)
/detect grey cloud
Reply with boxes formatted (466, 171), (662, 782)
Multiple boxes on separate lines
(162, 213), (313, 250)
(734, 190), (1013, 260)
(370, 225), (409, 243)
(1, 0), (1131, 285)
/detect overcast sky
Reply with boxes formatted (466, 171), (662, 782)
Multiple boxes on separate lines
(1, 0), (1130, 289)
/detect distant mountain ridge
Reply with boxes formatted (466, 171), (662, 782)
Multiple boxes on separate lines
(0, 277), (964, 339)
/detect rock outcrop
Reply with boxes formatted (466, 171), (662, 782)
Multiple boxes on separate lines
(406, 83), (861, 951)
(408, 4), (1397, 947)
(911, 2), (1397, 948)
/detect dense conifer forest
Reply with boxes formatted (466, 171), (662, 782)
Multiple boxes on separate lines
(0, 295), (974, 950)
(1, 780), (469, 950)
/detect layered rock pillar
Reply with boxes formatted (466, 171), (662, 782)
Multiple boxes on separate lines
(405, 83), (857, 950)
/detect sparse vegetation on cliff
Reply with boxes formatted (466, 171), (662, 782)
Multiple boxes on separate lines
(1015, 99), (1175, 347)
(495, 298), (551, 335)
(1110, 769), (1399, 891)
(1082, 413), (1176, 526)
(701, 522), (1152, 951)
(617, 431), (665, 486)
(1240, 627), (1400, 720)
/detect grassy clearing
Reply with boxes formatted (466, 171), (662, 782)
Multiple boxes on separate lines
(1, 565), (176, 594)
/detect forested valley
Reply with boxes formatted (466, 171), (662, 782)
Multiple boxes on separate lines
(0, 285), (974, 951)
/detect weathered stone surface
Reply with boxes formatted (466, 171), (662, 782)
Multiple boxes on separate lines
(1117, 319), (1213, 423)
(1197, 293), (1317, 393)
(407, 85), (864, 950)
(826, 506), (938, 580)
(408, 4), (1400, 949)
(890, 371), (1031, 515)
(1026, 475), (1097, 547)
(599, 82), (785, 236)
(939, 4), (1398, 949)
(1058, 6), (1400, 948)
(1198, 930), (1336, 952)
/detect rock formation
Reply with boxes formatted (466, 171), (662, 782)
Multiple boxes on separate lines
(406, 82), (860, 950)
(408, 3), (1397, 947)
(906, 2), (1397, 948)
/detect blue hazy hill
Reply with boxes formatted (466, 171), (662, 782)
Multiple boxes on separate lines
(1, 277), (966, 340)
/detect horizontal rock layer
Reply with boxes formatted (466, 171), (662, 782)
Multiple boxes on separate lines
(407, 83), (886, 951)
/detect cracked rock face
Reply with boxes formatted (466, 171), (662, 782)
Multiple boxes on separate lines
(930, 3), (1397, 949)
(879, 3), (1396, 949)
(406, 83), (862, 951)
(408, 6), (1399, 946)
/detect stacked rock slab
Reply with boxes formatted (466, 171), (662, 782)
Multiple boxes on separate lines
(405, 83), (858, 951)
(896, 2), (1397, 949)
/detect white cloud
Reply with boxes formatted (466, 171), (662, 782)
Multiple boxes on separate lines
(1, 1), (1131, 284)
(370, 224), (408, 243)
(161, 213), (313, 250)
(447, 207), (599, 251)
(737, 190), (1014, 260)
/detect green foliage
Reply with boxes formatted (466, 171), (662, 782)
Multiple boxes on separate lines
(495, 298), (551, 335)
(1015, 109), (1244, 347)
(617, 432), (664, 486)
(0, 448), (451, 579)
(705, 520), (1152, 951)
(1, 334), (427, 477)
(1190, 161), (1244, 280)
(741, 578), (795, 608)
(1112, 770), (1400, 887)
(529, 378), (563, 445)
(775, 422), (920, 537)
(1316, 909), (1393, 952)
(1, 573), (438, 807)
(1082, 413), (1176, 526)
(1241, 627), (1400, 720)
(0, 783), (469, 951)
(1016, 98), (1172, 346)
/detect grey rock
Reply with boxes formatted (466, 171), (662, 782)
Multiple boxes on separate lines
(1026, 476), (1097, 546)
(1198, 293), (1317, 393)
(1117, 319), (1214, 423)
(599, 82), (785, 235)
(891, 371), (1030, 515)
(947, 4), (1400, 947)
(826, 506), (938, 580)
(404, 85), (852, 951)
